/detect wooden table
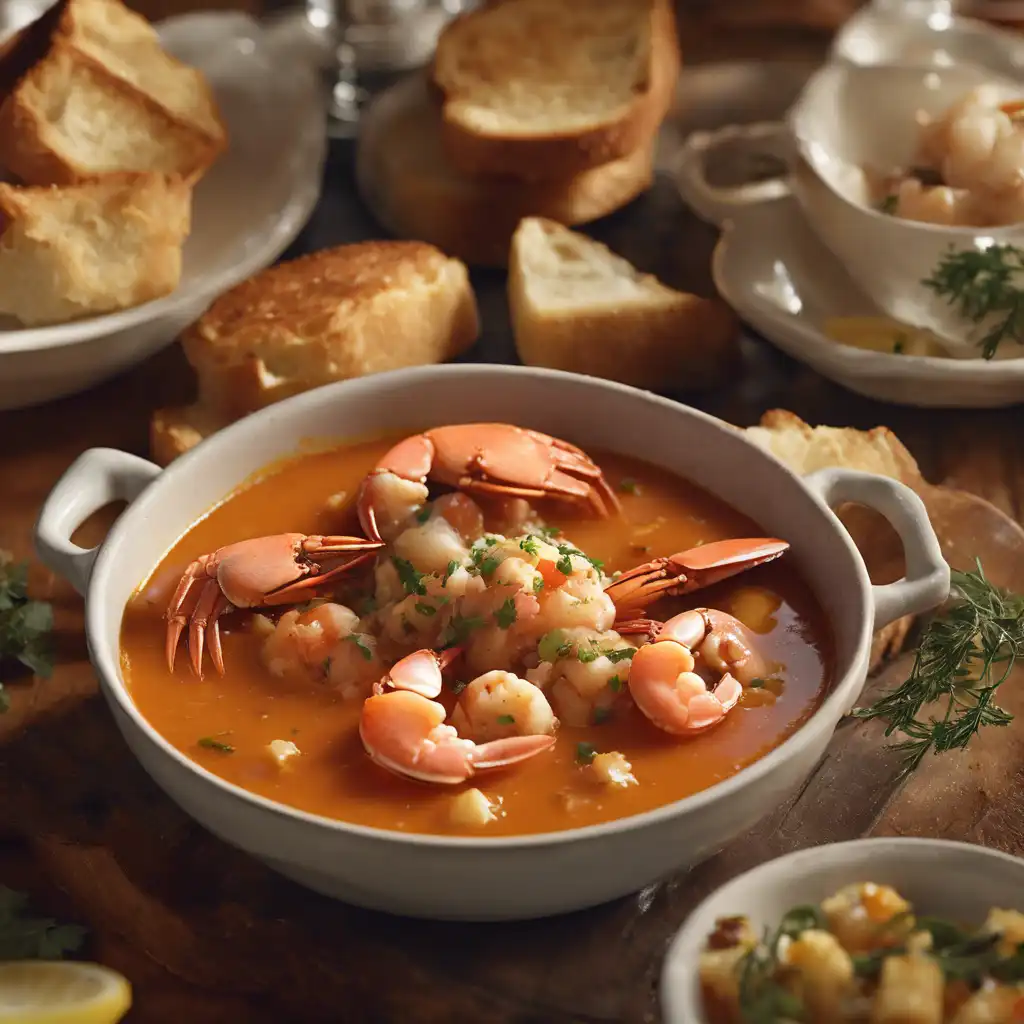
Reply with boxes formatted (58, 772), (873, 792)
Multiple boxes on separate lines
(2, 45), (1024, 1024)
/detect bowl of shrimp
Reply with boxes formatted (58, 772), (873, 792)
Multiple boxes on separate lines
(660, 837), (1024, 1023)
(34, 365), (948, 920)
(675, 59), (1024, 361)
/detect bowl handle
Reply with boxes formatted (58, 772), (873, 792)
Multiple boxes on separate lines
(802, 468), (950, 631)
(35, 448), (162, 597)
(673, 121), (795, 227)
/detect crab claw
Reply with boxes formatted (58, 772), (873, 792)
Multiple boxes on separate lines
(605, 537), (789, 618)
(165, 532), (383, 677)
(373, 647), (463, 699)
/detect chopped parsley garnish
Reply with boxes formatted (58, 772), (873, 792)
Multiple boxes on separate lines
(577, 644), (600, 664)
(748, 677), (765, 689)
(450, 679), (469, 695)
(346, 634), (374, 661)
(538, 630), (571, 663)
(539, 524), (562, 539)
(892, 334), (906, 355)
(556, 552), (574, 576)
(575, 742), (598, 765)
(321, 656), (332, 678)
(478, 556), (501, 577)
(415, 602), (438, 617)
(593, 707), (612, 725)
(415, 505), (432, 523)
(0, 887), (86, 960)
(198, 737), (235, 754)
(619, 478), (641, 495)
(0, 554), (55, 714)
(608, 675), (623, 693)
(494, 598), (517, 629)
(556, 542), (603, 573)
(392, 556), (427, 596)
(879, 193), (898, 214)
(605, 648), (635, 664)
(519, 535), (540, 557)
(532, 575), (545, 594)
(497, 714), (516, 725)
(443, 559), (460, 585)
(441, 614), (485, 648)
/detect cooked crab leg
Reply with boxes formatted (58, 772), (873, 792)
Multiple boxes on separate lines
(357, 424), (621, 542)
(604, 537), (789, 619)
(165, 532), (383, 676)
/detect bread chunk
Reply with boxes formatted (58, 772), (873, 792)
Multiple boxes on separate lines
(432, 0), (680, 180)
(0, 0), (226, 185)
(0, 172), (191, 325)
(151, 242), (480, 464)
(508, 217), (738, 390)
(356, 74), (654, 268)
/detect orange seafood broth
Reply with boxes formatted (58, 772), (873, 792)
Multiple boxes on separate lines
(120, 435), (835, 838)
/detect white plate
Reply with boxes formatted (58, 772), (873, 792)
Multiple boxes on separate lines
(709, 191), (1024, 408)
(0, 11), (327, 410)
(660, 837), (1024, 1024)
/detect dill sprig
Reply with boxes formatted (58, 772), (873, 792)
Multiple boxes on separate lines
(922, 245), (1024, 359)
(854, 561), (1024, 773)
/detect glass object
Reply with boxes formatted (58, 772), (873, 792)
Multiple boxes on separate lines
(305, 0), (472, 135)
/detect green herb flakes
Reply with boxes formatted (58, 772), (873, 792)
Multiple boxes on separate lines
(575, 742), (598, 765)
(198, 737), (235, 754)
(392, 556), (427, 596)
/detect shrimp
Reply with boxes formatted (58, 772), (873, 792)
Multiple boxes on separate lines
(359, 689), (555, 784)
(260, 603), (382, 699)
(626, 609), (767, 736)
(893, 179), (977, 226)
(357, 470), (429, 543)
(449, 670), (558, 742)
(392, 515), (471, 577)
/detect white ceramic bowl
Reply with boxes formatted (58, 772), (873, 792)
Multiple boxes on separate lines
(0, 12), (326, 410)
(661, 837), (1024, 1024)
(674, 60), (1024, 358)
(33, 366), (950, 921)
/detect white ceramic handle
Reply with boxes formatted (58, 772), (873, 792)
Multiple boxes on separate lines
(803, 468), (950, 631)
(673, 121), (795, 227)
(35, 448), (162, 597)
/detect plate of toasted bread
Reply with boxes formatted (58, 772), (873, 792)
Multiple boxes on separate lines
(0, 0), (326, 410)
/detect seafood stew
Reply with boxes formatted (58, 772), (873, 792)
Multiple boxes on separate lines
(871, 85), (1024, 227)
(700, 884), (1024, 1023)
(120, 425), (834, 838)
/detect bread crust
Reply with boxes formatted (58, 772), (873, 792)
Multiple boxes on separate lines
(357, 75), (654, 268)
(0, 0), (226, 186)
(433, 0), (680, 181)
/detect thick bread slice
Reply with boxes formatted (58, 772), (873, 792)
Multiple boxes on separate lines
(0, 0), (225, 185)
(0, 172), (191, 325)
(432, 0), (680, 180)
(356, 74), (654, 268)
(508, 217), (738, 391)
(151, 241), (480, 463)
(743, 409), (924, 670)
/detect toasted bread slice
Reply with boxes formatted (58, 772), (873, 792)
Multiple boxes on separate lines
(508, 217), (738, 391)
(432, 0), (680, 180)
(356, 74), (654, 268)
(743, 409), (924, 670)
(0, 0), (225, 185)
(0, 172), (190, 325)
(152, 241), (480, 463)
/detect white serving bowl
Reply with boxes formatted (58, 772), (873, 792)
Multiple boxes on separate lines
(33, 366), (950, 921)
(0, 12), (326, 410)
(674, 60), (1024, 358)
(661, 837), (1024, 1024)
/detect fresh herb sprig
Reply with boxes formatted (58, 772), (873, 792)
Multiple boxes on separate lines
(0, 887), (85, 960)
(922, 245), (1024, 359)
(0, 554), (55, 714)
(854, 562), (1024, 774)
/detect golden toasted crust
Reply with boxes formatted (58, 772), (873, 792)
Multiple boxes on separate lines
(0, 171), (191, 324)
(0, 0), (225, 186)
(743, 409), (925, 671)
(432, 0), (680, 181)
(357, 74), (654, 268)
(151, 242), (480, 462)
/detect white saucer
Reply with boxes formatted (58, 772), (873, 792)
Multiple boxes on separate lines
(711, 192), (1024, 408)
(0, 12), (327, 410)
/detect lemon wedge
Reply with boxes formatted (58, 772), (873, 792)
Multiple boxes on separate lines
(822, 316), (947, 357)
(0, 962), (131, 1024)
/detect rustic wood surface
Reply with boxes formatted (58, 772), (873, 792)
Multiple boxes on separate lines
(2, 23), (1024, 1024)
